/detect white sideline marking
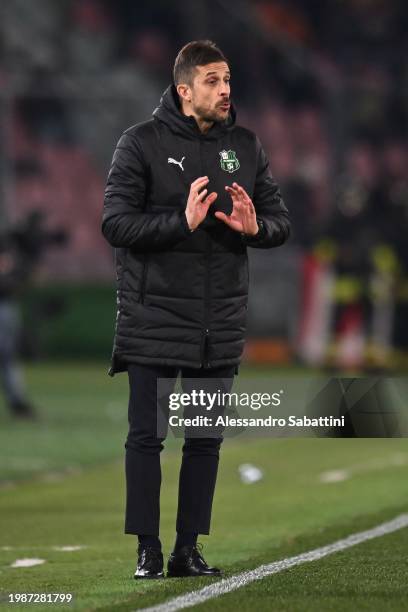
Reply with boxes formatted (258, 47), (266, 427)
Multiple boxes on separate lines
(319, 452), (408, 484)
(11, 558), (46, 568)
(138, 514), (408, 612)
(320, 469), (350, 483)
(2, 545), (87, 552)
(52, 545), (86, 552)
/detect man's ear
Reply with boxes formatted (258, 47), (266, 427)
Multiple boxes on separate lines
(177, 83), (192, 103)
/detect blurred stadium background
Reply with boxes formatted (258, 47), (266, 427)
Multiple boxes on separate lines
(1, 3), (408, 610)
(1, 0), (407, 373)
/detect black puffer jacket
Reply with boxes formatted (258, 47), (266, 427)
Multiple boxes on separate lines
(102, 85), (290, 375)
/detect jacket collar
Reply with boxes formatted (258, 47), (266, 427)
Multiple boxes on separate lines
(152, 84), (236, 141)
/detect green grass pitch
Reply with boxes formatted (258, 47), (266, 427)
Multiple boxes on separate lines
(0, 363), (407, 611)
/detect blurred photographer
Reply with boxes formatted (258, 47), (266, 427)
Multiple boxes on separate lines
(0, 209), (68, 419)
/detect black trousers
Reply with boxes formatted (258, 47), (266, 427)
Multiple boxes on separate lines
(124, 363), (236, 536)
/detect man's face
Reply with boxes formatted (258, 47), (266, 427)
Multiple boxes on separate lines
(189, 62), (231, 123)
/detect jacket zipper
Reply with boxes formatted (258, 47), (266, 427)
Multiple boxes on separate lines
(201, 230), (211, 368)
(201, 327), (210, 368)
(199, 137), (211, 369)
(109, 248), (127, 376)
(139, 255), (149, 304)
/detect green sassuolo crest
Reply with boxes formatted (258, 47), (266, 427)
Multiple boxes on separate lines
(219, 149), (240, 173)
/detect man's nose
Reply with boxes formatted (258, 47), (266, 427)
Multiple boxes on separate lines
(219, 83), (230, 96)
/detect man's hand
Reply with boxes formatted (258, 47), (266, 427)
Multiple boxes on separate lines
(185, 176), (218, 231)
(214, 182), (259, 236)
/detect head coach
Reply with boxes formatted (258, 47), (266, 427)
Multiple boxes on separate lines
(102, 40), (290, 580)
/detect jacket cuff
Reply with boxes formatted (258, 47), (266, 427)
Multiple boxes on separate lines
(180, 210), (193, 236)
(241, 218), (266, 244)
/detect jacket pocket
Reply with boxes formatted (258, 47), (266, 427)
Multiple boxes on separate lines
(139, 254), (149, 304)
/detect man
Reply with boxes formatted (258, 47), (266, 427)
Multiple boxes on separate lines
(0, 233), (36, 419)
(0, 211), (67, 420)
(102, 40), (290, 580)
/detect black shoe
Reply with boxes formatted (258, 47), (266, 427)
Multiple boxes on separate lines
(167, 542), (221, 578)
(134, 545), (164, 579)
(10, 400), (38, 421)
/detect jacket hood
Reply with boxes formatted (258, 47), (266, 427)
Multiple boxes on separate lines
(152, 84), (236, 141)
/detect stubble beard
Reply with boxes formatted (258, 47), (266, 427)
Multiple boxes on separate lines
(193, 103), (226, 125)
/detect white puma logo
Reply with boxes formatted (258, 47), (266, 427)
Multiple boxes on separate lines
(168, 156), (185, 171)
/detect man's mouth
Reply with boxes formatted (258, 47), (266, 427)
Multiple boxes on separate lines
(219, 102), (230, 110)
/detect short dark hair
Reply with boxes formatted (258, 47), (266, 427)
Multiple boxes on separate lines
(173, 40), (228, 86)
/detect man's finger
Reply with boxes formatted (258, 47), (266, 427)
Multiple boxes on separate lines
(196, 188), (208, 202)
(242, 207), (254, 227)
(203, 192), (218, 206)
(234, 183), (251, 202)
(225, 185), (239, 195)
(214, 211), (230, 224)
(244, 194), (256, 214)
(192, 179), (209, 195)
(215, 211), (243, 233)
(227, 185), (247, 205)
(241, 195), (254, 212)
(192, 176), (208, 185)
(191, 176), (209, 191)
(232, 182), (244, 196)
(225, 185), (240, 201)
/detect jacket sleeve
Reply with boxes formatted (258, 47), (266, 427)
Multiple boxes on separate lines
(102, 131), (191, 251)
(242, 137), (291, 249)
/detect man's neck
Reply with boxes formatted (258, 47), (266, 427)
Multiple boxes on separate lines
(180, 102), (213, 134)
